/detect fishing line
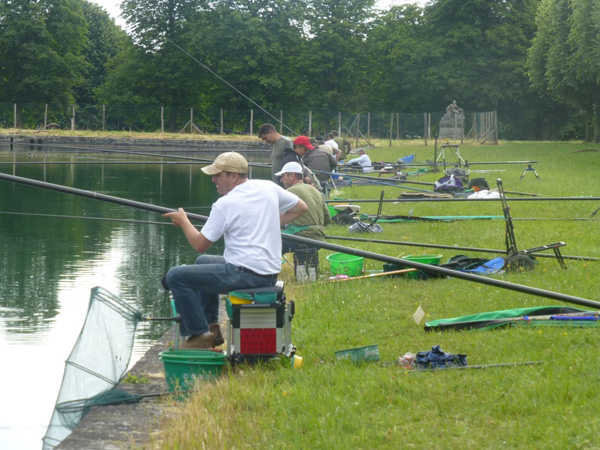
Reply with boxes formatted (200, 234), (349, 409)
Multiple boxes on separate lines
(324, 197), (600, 203)
(11, 143), (271, 168)
(0, 211), (203, 227)
(166, 38), (300, 136)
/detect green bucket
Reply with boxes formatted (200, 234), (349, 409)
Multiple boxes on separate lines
(402, 254), (442, 279)
(159, 349), (227, 392)
(326, 204), (339, 218)
(327, 252), (364, 277)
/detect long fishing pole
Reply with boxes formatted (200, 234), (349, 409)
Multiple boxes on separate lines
(333, 173), (540, 196)
(0, 160), (225, 165)
(327, 171), (540, 197)
(16, 141), (268, 154)
(390, 160), (538, 168)
(13, 143), (271, 168)
(316, 170), (432, 193)
(165, 38), (299, 137)
(0, 211), (197, 226)
(325, 197), (600, 203)
(324, 235), (598, 262)
(1, 172), (599, 309)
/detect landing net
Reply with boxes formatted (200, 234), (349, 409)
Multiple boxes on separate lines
(42, 287), (142, 449)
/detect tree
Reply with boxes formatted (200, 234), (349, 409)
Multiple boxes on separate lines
(404, 0), (541, 138)
(76, 1), (128, 105)
(0, 0), (87, 126)
(365, 4), (427, 112)
(301, 0), (376, 116)
(184, 0), (308, 111)
(527, 0), (600, 140)
(97, 0), (217, 131)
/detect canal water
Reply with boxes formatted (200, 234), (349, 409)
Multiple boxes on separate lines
(0, 142), (269, 449)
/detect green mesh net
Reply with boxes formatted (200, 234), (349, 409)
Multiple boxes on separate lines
(42, 287), (142, 449)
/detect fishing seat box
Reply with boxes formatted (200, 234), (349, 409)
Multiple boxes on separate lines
(226, 282), (295, 364)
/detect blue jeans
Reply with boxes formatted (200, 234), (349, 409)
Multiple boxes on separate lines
(165, 255), (278, 337)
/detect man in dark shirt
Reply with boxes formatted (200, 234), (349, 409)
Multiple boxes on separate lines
(303, 140), (337, 185)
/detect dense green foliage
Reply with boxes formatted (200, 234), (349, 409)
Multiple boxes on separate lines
(1, 0), (600, 139)
(527, 0), (600, 141)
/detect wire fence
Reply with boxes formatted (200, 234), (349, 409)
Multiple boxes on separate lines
(0, 103), (497, 144)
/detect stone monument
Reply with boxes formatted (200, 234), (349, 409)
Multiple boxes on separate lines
(439, 100), (464, 139)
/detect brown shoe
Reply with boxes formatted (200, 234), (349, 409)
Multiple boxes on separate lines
(209, 323), (225, 346)
(181, 333), (215, 349)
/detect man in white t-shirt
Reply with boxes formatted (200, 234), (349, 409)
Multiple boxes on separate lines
(324, 132), (339, 150)
(346, 149), (373, 173)
(163, 152), (308, 349)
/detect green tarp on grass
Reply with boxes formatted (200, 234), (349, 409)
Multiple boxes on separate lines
(425, 306), (600, 331)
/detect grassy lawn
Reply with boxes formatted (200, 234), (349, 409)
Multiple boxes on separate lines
(149, 139), (600, 449)
(32, 135), (589, 449)
(4, 130), (598, 447)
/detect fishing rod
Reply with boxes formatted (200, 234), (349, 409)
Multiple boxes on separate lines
(0, 211), (198, 226)
(324, 235), (599, 262)
(464, 160), (538, 166)
(1, 171), (599, 310)
(392, 160), (539, 168)
(0, 160), (226, 165)
(356, 213), (596, 222)
(398, 361), (545, 372)
(166, 38), (300, 136)
(325, 197), (600, 203)
(317, 170), (432, 193)
(329, 171), (540, 197)
(13, 143), (271, 168)
(512, 217), (599, 222)
(16, 141), (268, 154)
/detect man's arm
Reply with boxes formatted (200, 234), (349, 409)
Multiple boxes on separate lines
(163, 208), (214, 253)
(327, 152), (337, 170)
(280, 199), (308, 226)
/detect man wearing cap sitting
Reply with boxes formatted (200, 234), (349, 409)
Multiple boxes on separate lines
(279, 135), (321, 190)
(276, 161), (331, 254)
(163, 152), (308, 349)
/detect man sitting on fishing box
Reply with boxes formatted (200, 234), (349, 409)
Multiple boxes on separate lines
(163, 152), (308, 349)
(277, 161), (331, 254)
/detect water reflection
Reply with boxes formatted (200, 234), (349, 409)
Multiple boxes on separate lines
(0, 143), (269, 449)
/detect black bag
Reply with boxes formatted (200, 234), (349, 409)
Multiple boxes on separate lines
(468, 178), (490, 191)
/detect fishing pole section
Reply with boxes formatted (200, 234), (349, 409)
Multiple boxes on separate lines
(0, 171), (599, 310)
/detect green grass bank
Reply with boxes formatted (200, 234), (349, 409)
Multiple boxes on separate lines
(142, 139), (600, 449)
(14, 133), (595, 448)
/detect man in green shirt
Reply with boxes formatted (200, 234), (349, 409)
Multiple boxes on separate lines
(276, 161), (331, 254)
(258, 123), (293, 183)
(332, 130), (351, 160)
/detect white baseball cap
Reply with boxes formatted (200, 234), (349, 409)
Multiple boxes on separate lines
(275, 161), (303, 176)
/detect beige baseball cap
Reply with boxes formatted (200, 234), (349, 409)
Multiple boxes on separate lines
(201, 152), (248, 175)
